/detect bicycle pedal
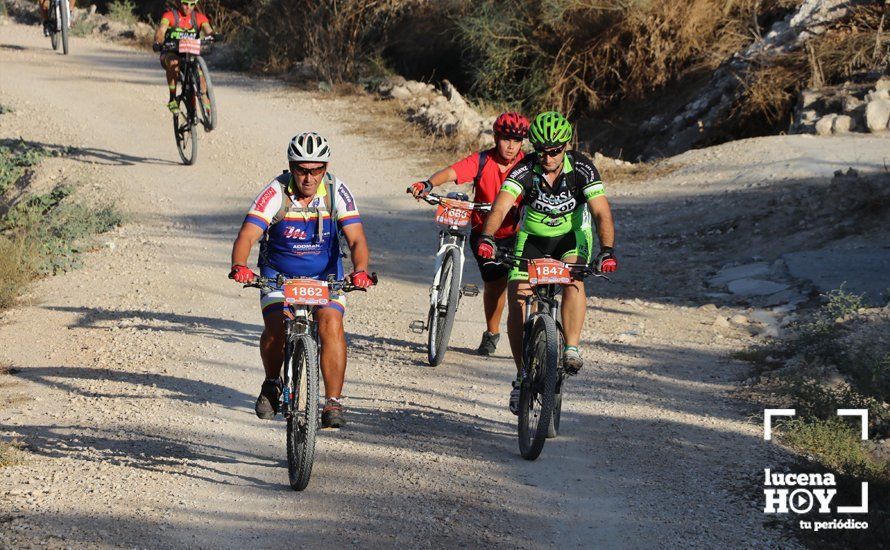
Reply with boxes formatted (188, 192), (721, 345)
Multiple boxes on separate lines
(461, 283), (480, 297)
(408, 320), (427, 333)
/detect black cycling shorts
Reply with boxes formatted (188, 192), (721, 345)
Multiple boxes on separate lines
(469, 233), (515, 283)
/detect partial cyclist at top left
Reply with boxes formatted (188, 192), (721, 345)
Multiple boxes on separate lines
(39, 0), (75, 55)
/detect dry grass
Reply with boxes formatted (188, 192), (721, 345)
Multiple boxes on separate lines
(734, 4), (887, 130)
(0, 233), (38, 312)
(597, 159), (680, 184)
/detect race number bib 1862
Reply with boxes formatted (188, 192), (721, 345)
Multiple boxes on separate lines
(528, 259), (571, 285)
(283, 278), (330, 305)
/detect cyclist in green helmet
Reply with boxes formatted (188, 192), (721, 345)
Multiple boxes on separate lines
(476, 111), (617, 414)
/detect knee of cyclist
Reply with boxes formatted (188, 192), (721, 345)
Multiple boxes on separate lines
(261, 328), (285, 346)
(317, 317), (344, 338)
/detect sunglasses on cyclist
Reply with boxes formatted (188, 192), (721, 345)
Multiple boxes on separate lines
(293, 165), (326, 177)
(182, 0), (198, 6)
(534, 145), (565, 158)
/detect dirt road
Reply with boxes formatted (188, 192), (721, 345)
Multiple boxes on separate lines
(1, 22), (887, 548)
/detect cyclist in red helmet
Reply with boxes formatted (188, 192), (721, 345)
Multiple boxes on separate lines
(408, 112), (530, 356)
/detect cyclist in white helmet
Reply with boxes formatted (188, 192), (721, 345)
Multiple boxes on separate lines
(229, 132), (374, 429)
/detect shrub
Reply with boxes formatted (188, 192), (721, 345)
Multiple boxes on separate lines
(106, 0), (138, 25)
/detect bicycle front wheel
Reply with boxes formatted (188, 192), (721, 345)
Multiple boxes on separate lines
(287, 335), (319, 491)
(547, 329), (566, 438)
(196, 56), (217, 131)
(60, 0), (69, 55)
(518, 313), (559, 460)
(427, 246), (461, 366)
(173, 112), (198, 165)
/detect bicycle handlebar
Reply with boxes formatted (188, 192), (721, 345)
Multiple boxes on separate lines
(154, 36), (216, 53)
(231, 272), (379, 293)
(416, 192), (492, 212)
(494, 249), (609, 281)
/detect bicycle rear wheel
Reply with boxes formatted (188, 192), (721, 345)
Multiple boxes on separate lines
(60, 0), (69, 55)
(287, 335), (319, 491)
(50, 5), (59, 50)
(196, 56), (217, 131)
(427, 247), (461, 366)
(173, 111), (198, 165)
(518, 313), (559, 460)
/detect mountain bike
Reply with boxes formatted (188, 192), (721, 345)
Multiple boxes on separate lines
(497, 251), (607, 460)
(155, 36), (218, 165)
(408, 192), (491, 366)
(47, 0), (70, 55)
(234, 272), (377, 491)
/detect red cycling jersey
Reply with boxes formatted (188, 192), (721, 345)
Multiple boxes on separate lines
(160, 9), (210, 31)
(450, 148), (524, 240)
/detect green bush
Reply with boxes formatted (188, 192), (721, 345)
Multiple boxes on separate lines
(0, 141), (46, 195)
(3, 185), (121, 274)
(782, 418), (887, 481)
(106, 0), (137, 25)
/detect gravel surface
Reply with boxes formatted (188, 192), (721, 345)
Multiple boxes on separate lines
(1, 21), (887, 549)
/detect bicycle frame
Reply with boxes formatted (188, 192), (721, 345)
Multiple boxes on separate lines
(428, 229), (467, 311)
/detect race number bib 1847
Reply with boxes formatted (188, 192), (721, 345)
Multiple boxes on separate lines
(283, 278), (330, 305)
(528, 259), (571, 285)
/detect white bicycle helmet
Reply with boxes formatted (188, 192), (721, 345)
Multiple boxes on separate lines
(287, 132), (331, 162)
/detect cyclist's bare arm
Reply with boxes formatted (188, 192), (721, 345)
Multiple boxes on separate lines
(341, 223), (370, 273)
(479, 189), (515, 236)
(231, 222), (263, 267)
(154, 21), (170, 45)
(588, 195), (615, 249)
(201, 22), (214, 37)
(409, 166), (457, 198)
(426, 166), (458, 187)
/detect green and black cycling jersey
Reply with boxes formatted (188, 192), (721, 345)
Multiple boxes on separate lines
(500, 150), (605, 237)
(500, 150), (605, 281)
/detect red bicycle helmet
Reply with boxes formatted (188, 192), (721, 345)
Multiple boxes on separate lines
(493, 112), (530, 139)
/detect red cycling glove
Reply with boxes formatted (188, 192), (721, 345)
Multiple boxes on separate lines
(229, 265), (256, 283)
(350, 270), (374, 289)
(596, 247), (617, 273)
(408, 180), (433, 198)
(476, 234), (496, 260)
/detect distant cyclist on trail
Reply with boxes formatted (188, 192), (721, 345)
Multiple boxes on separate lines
(229, 132), (374, 429)
(39, 0), (75, 36)
(408, 112), (530, 356)
(153, 0), (214, 114)
(476, 111), (617, 414)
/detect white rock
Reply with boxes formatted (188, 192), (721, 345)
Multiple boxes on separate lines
(708, 262), (770, 286)
(865, 99), (890, 132)
(866, 89), (890, 102)
(730, 314), (749, 325)
(389, 86), (411, 100)
(727, 278), (790, 297)
(876, 77), (890, 92)
(814, 114), (837, 136)
(831, 115), (855, 134)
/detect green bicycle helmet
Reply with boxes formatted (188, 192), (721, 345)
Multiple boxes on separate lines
(528, 111), (573, 147)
